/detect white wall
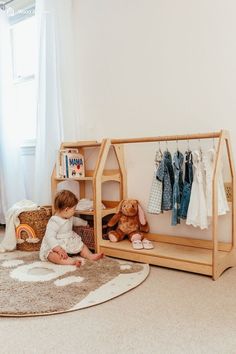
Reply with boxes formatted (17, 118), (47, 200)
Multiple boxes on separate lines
(74, 0), (236, 140)
(73, 0), (236, 241)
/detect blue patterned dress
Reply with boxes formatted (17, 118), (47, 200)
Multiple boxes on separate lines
(171, 151), (184, 225)
(179, 151), (193, 219)
(156, 151), (174, 211)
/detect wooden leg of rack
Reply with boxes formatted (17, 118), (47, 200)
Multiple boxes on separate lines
(212, 249), (236, 280)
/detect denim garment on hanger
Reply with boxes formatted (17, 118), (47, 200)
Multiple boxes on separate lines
(171, 151), (184, 225)
(179, 151), (193, 219)
(156, 150), (174, 211)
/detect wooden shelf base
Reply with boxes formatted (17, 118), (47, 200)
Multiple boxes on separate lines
(98, 238), (236, 278)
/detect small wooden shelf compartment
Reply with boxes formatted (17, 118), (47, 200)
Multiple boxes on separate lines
(51, 140), (125, 250)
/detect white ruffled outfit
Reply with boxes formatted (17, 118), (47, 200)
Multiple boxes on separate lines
(203, 148), (229, 217)
(39, 215), (88, 261)
(186, 150), (208, 229)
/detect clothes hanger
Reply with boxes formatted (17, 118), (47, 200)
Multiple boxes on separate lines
(154, 141), (162, 165)
(207, 138), (216, 162)
(176, 140), (179, 152)
(165, 140), (169, 152)
(187, 139), (191, 152)
(184, 140), (191, 162)
(198, 138), (203, 161)
(212, 138), (215, 149)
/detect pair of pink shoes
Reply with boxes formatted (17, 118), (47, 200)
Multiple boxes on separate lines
(132, 238), (154, 250)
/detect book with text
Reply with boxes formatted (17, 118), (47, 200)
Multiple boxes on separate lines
(56, 148), (79, 178)
(63, 152), (85, 178)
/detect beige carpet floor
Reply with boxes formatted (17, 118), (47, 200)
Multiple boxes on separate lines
(1, 228), (236, 353)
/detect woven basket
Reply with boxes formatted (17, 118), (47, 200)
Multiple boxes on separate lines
(73, 214), (115, 250)
(16, 206), (52, 252)
(73, 225), (95, 250)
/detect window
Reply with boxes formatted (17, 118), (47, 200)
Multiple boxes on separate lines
(10, 12), (36, 145)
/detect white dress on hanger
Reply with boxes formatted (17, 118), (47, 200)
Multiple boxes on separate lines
(203, 148), (229, 217)
(186, 150), (208, 229)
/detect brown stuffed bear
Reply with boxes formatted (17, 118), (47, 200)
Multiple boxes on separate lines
(107, 199), (149, 242)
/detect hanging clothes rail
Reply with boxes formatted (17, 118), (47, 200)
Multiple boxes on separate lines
(110, 131), (221, 144)
(95, 130), (236, 280)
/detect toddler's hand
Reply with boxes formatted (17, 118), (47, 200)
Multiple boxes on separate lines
(53, 246), (68, 259)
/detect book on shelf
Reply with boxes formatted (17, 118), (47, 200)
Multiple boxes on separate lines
(63, 152), (85, 178)
(56, 149), (85, 178)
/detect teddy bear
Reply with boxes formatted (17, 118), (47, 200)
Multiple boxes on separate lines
(107, 199), (149, 243)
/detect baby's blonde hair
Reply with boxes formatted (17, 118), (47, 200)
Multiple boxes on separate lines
(54, 190), (78, 211)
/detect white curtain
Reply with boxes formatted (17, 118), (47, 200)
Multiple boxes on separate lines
(0, 11), (26, 223)
(34, 0), (78, 206)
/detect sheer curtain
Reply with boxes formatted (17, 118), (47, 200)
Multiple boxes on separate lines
(34, 0), (78, 206)
(0, 11), (26, 223)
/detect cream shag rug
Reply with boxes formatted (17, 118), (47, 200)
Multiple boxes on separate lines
(0, 251), (149, 317)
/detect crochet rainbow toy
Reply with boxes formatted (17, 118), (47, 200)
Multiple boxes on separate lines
(16, 224), (40, 244)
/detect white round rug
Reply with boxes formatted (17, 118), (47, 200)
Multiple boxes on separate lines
(0, 251), (149, 317)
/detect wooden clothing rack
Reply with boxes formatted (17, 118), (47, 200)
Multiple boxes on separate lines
(95, 130), (236, 280)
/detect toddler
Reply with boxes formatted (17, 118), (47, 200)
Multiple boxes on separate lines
(40, 190), (103, 266)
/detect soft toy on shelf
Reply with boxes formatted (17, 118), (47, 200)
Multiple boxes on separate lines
(107, 199), (152, 249)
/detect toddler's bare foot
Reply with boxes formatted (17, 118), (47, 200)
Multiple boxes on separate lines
(48, 252), (81, 266)
(89, 253), (104, 261)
